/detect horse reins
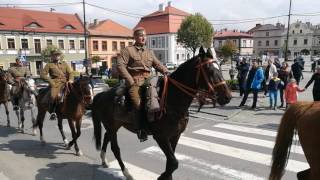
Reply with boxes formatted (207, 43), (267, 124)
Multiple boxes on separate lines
(65, 82), (91, 106)
(159, 59), (226, 117)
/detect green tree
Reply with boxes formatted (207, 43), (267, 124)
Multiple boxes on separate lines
(91, 55), (101, 64)
(177, 13), (213, 56)
(41, 45), (63, 63)
(220, 40), (237, 59)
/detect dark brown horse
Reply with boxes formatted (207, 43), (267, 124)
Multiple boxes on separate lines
(92, 48), (232, 180)
(269, 101), (320, 180)
(34, 76), (92, 156)
(0, 71), (11, 127)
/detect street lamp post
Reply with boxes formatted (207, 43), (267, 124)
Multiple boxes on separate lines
(284, 0), (292, 61)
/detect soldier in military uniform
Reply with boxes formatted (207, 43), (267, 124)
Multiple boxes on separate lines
(117, 27), (168, 142)
(8, 58), (30, 110)
(40, 50), (73, 120)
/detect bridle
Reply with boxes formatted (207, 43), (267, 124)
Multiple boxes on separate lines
(65, 80), (91, 106)
(159, 58), (226, 116)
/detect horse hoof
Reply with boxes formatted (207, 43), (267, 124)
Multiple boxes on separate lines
(123, 168), (134, 180)
(76, 150), (83, 156)
(102, 162), (109, 168)
(32, 129), (37, 136)
(157, 174), (172, 180)
(63, 139), (69, 147)
(66, 144), (71, 150)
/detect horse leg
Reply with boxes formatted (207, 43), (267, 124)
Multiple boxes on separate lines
(30, 104), (37, 135)
(15, 108), (21, 131)
(57, 115), (68, 147)
(170, 134), (181, 153)
(110, 133), (133, 180)
(36, 111), (46, 144)
(20, 108), (25, 133)
(154, 137), (178, 180)
(4, 103), (10, 127)
(101, 131), (110, 167)
(297, 168), (311, 180)
(73, 119), (83, 156)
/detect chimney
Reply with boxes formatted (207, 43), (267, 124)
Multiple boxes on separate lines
(94, 19), (98, 25)
(159, 3), (165, 11)
(256, 23), (262, 27)
(168, 1), (172, 7)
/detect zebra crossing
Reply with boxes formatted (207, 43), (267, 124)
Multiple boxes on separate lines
(97, 123), (309, 180)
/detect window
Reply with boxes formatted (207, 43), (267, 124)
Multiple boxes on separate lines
(7, 38), (15, 49)
(218, 41), (222, 47)
(152, 39), (156, 47)
(120, 42), (125, 49)
(69, 40), (75, 50)
(93, 41), (98, 51)
(80, 40), (85, 49)
(293, 39), (297, 45)
(300, 30), (303, 34)
(292, 30), (295, 34)
(274, 40), (278, 46)
(176, 54), (179, 60)
(34, 39), (41, 54)
(304, 39), (308, 45)
(266, 32), (269, 36)
(64, 25), (75, 30)
(58, 40), (64, 49)
(102, 41), (107, 51)
(243, 40), (246, 47)
(112, 41), (117, 51)
(258, 41), (261, 46)
(46, 39), (53, 47)
(266, 40), (269, 46)
(21, 39), (28, 49)
(129, 42), (133, 46)
(233, 40), (236, 45)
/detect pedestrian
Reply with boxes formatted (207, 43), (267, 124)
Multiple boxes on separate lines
(239, 61), (264, 110)
(274, 58), (281, 71)
(304, 67), (320, 101)
(291, 58), (304, 85)
(236, 58), (250, 96)
(277, 62), (290, 108)
(264, 59), (277, 96)
(268, 72), (281, 110)
(108, 68), (112, 79)
(285, 78), (304, 109)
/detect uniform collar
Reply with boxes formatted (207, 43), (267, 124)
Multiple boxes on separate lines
(134, 43), (146, 51)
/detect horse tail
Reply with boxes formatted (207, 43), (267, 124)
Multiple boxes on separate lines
(269, 102), (313, 180)
(92, 94), (102, 150)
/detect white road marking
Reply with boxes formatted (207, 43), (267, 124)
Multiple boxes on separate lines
(0, 172), (10, 180)
(141, 146), (265, 180)
(101, 161), (158, 180)
(213, 123), (277, 137)
(193, 129), (304, 154)
(179, 136), (309, 173)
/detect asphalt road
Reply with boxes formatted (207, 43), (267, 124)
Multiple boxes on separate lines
(0, 60), (314, 180)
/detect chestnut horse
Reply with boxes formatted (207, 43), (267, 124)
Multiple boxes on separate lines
(0, 71), (11, 127)
(34, 76), (92, 156)
(270, 101), (320, 180)
(92, 48), (232, 180)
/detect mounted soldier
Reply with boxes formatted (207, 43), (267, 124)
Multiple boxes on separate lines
(8, 57), (30, 110)
(40, 49), (73, 120)
(117, 27), (169, 142)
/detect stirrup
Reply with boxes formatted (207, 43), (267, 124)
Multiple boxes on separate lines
(49, 113), (57, 121)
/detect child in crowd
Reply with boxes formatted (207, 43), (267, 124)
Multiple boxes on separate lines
(285, 78), (305, 108)
(268, 72), (281, 110)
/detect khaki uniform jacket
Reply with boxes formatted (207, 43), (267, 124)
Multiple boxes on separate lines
(40, 62), (73, 88)
(8, 65), (30, 79)
(117, 44), (168, 86)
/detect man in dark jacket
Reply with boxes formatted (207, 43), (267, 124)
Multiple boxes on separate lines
(291, 59), (304, 85)
(236, 58), (250, 96)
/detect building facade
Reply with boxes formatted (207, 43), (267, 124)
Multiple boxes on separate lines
(135, 2), (192, 65)
(0, 7), (85, 75)
(213, 30), (253, 56)
(251, 23), (285, 57)
(312, 25), (320, 55)
(88, 19), (134, 71)
(281, 21), (314, 58)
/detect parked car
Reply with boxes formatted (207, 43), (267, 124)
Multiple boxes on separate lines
(165, 63), (176, 70)
(33, 77), (49, 91)
(90, 77), (109, 95)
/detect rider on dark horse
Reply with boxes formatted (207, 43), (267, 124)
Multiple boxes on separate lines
(40, 49), (73, 120)
(117, 27), (169, 142)
(8, 58), (30, 110)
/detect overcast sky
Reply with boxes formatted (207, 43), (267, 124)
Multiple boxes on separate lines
(2, 0), (320, 31)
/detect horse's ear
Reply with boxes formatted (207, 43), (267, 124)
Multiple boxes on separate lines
(199, 46), (205, 56)
(206, 48), (214, 59)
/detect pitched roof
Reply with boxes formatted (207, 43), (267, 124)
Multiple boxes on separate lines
(0, 7), (84, 34)
(214, 31), (253, 39)
(88, 19), (133, 38)
(254, 24), (283, 31)
(135, 5), (190, 35)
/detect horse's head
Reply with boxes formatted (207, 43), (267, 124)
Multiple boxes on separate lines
(195, 47), (232, 106)
(72, 76), (93, 106)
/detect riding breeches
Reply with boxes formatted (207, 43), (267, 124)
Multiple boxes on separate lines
(128, 84), (141, 110)
(50, 81), (65, 101)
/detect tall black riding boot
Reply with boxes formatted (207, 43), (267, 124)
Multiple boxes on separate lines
(133, 109), (148, 142)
